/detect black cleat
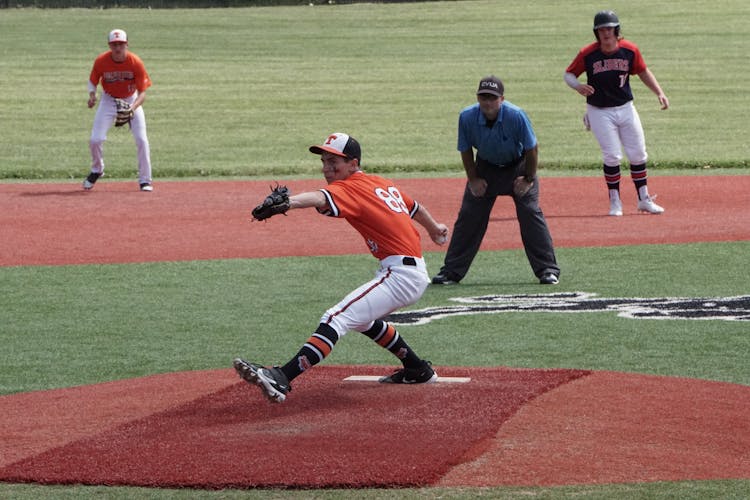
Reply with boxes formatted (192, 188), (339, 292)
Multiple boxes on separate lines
(379, 360), (438, 384)
(233, 358), (291, 403)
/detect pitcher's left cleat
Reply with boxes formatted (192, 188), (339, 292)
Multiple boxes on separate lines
(233, 358), (291, 403)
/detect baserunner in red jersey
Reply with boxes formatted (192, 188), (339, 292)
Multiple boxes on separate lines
(565, 11), (670, 216)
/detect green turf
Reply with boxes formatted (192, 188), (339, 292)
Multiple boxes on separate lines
(0, 0), (748, 181)
(2, 242), (749, 395)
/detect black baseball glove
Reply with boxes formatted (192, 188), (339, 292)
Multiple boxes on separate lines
(114, 98), (133, 127)
(252, 184), (291, 221)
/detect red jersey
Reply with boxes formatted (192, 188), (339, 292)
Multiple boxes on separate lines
(89, 51), (151, 98)
(566, 39), (647, 108)
(318, 171), (422, 260)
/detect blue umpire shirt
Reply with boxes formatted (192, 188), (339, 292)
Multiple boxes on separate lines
(457, 101), (537, 166)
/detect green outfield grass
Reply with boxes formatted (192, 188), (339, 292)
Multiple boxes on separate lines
(3, 242), (749, 395)
(0, 0), (748, 181)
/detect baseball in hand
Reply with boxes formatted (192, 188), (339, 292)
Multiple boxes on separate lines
(436, 235), (447, 245)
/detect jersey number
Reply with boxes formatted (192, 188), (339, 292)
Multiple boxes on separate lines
(375, 187), (408, 213)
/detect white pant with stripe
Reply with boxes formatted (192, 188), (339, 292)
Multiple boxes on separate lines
(321, 255), (429, 337)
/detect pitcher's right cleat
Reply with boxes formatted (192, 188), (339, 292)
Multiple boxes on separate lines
(637, 195), (664, 214)
(233, 358), (291, 403)
(379, 360), (438, 384)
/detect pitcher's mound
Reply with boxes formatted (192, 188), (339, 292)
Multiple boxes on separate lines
(0, 366), (748, 489)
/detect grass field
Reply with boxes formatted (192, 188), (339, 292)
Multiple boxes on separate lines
(2, 243), (750, 394)
(0, 0), (748, 180)
(1, 0), (749, 498)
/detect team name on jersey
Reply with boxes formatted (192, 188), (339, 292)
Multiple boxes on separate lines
(103, 71), (135, 84)
(592, 58), (629, 74)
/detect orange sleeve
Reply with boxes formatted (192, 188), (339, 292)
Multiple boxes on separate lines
(130, 53), (152, 93)
(88, 52), (107, 87)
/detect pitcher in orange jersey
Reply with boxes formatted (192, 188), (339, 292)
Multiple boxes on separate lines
(83, 29), (154, 192)
(234, 132), (449, 403)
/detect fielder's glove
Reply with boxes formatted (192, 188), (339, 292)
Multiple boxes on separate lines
(252, 184), (291, 221)
(114, 98), (133, 127)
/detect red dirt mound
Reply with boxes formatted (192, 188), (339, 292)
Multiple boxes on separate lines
(0, 366), (588, 489)
(1, 367), (748, 488)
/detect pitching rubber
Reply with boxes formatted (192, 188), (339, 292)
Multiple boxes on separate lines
(344, 375), (471, 383)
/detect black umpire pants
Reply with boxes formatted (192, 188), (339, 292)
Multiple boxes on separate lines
(439, 156), (560, 281)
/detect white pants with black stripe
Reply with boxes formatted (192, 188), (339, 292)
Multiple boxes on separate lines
(320, 256), (429, 337)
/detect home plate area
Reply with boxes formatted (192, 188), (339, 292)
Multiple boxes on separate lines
(0, 365), (588, 489)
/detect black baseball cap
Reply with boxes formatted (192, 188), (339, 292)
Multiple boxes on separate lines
(309, 132), (362, 163)
(477, 75), (504, 97)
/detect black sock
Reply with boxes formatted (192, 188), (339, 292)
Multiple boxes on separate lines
(280, 323), (338, 381)
(361, 320), (422, 368)
(603, 164), (621, 192)
(630, 163), (648, 198)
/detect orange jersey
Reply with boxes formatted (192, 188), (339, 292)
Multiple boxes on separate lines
(89, 51), (151, 98)
(318, 171), (423, 260)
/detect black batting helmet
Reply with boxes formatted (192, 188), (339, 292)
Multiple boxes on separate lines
(593, 10), (620, 38)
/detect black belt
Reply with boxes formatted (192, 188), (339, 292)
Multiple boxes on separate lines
(402, 257), (417, 266)
(477, 155), (523, 169)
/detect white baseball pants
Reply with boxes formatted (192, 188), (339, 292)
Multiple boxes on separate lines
(586, 101), (648, 167)
(90, 92), (152, 185)
(321, 256), (429, 337)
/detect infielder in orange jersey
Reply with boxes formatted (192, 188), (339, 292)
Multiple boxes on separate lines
(234, 132), (450, 403)
(83, 29), (154, 192)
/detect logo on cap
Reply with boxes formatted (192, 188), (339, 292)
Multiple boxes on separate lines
(309, 132), (361, 163)
(477, 76), (504, 97)
(108, 29), (127, 43)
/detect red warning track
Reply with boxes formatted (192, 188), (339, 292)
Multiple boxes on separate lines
(0, 176), (748, 489)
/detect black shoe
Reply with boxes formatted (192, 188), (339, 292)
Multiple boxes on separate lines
(233, 358), (291, 403)
(431, 271), (460, 285)
(83, 172), (102, 190)
(139, 183), (153, 192)
(539, 272), (559, 285)
(379, 360), (438, 384)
